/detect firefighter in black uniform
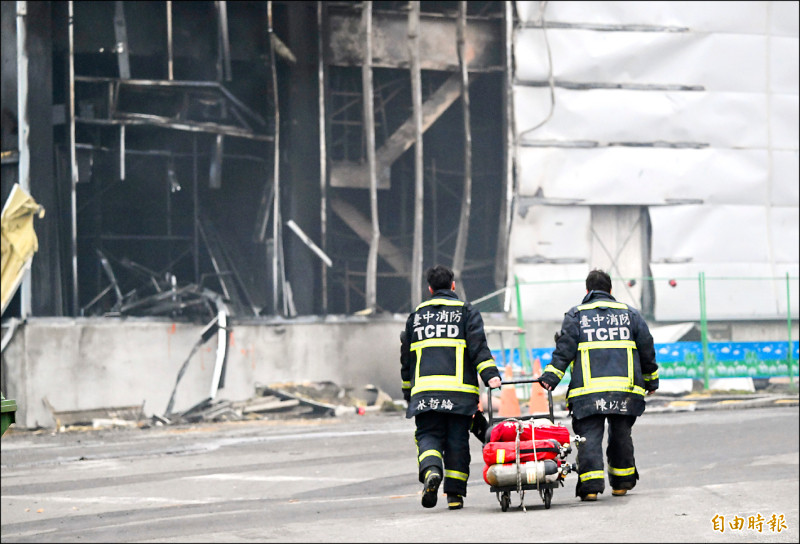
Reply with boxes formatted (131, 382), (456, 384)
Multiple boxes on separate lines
(539, 269), (659, 502)
(401, 265), (501, 510)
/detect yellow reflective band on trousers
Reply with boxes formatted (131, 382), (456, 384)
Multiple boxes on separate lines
(445, 469), (468, 481)
(415, 298), (465, 310)
(419, 449), (442, 463)
(608, 465), (636, 477)
(579, 470), (604, 482)
(569, 382), (646, 398)
(544, 364), (564, 379)
(570, 340), (639, 400)
(577, 301), (629, 311)
(476, 359), (497, 373)
(411, 338), (479, 396)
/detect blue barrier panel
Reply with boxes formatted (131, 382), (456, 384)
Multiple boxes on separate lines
(493, 341), (799, 380)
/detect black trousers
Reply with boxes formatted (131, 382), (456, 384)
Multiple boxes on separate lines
(571, 413), (639, 497)
(414, 410), (472, 496)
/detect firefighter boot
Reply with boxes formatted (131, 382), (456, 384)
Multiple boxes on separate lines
(581, 493), (598, 502)
(447, 493), (464, 510)
(612, 482), (633, 496)
(421, 469), (442, 508)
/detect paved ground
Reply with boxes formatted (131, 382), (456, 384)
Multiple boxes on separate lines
(1, 397), (798, 543)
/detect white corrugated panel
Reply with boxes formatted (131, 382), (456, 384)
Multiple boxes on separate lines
(771, 93), (800, 148)
(770, 1), (800, 36)
(510, 2), (799, 323)
(509, 205), (590, 261)
(515, 87), (769, 147)
(515, 29), (770, 93)
(771, 151), (800, 206)
(650, 205), (771, 263)
(770, 206), (800, 263)
(770, 37), (800, 93)
(511, 263), (589, 321)
(651, 262), (800, 320)
(517, 147), (769, 205)
(517, 1), (770, 33)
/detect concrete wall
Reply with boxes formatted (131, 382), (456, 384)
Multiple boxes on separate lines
(2, 315), (410, 429)
(2, 315), (796, 429)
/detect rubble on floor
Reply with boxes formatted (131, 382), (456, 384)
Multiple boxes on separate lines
(152, 381), (403, 426)
(34, 382), (403, 432)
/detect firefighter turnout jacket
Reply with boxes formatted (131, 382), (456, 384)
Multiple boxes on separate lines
(401, 289), (500, 418)
(540, 290), (659, 419)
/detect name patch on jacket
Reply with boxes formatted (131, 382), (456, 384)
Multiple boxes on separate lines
(580, 313), (631, 342)
(412, 309), (463, 341)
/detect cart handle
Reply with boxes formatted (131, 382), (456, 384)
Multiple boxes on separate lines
(488, 377), (543, 388)
(485, 376), (554, 426)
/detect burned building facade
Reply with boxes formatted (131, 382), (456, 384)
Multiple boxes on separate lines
(2, 1), (513, 321)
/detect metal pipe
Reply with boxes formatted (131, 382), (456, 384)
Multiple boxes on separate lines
(119, 125), (125, 180)
(15, 1), (31, 317)
(362, 1), (379, 312)
(699, 271), (710, 390)
(192, 135), (199, 283)
(68, 0), (79, 315)
(286, 220), (332, 268)
(216, 1), (232, 81)
(113, 1), (130, 79)
(787, 272), (794, 386)
(408, 1), (423, 308)
(496, 0), (515, 304)
(166, 1), (173, 80)
(268, 1), (282, 315)
(318, 0), (328, 314)
(452, 1), (472, 298)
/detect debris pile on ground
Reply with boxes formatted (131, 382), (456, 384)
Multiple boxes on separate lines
(151, 381), (402, 426)
(42, 398), (147, 433)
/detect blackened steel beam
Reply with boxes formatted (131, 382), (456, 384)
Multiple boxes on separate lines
(68, 1), (79, 315)
(494, 0), (515, 299)
(361, 1), (379, 312)
(327, 8), (502, 71)
(451, 1), (471, 298)
(113, 1), (130, 79)
(329, 72), (462, 189)
(75, 115), (273, 142)
(330, 198), (408, 275)
(317, 1), (329, 314)
(166, 1), (173, 80)
(408, 1), (423, 307)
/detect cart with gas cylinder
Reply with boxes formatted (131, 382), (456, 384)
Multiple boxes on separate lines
(483, 376), (582, 511)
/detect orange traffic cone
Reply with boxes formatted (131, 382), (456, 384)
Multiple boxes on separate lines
(498, 364), (521, 417)
(528, 357), (550, 415)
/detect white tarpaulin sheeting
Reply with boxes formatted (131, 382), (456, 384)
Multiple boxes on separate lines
(650, 262), (799, 321)
(509, 205), (590, 261)
(516, 1), (798, 37)
(510, 1), (799, 322)
(515, 30), (792, 93)
(516, 147), (792, 205)
(515, 88), (770, 148)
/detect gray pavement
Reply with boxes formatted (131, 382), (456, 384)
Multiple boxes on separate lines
(1, 396), (798, 543)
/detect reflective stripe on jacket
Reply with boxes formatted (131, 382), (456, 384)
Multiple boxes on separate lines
(401, 290), (500, 418)
(542, 290), (659, 419)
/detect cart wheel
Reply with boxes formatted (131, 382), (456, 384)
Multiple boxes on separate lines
(543, 487), (552, 509)
(500, 492), (510, 512)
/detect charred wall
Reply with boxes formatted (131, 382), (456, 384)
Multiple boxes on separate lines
(2, 1), (510, 321)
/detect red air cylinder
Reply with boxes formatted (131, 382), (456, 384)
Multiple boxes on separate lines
(488, 421), (571, 445)
(483, 439), (561, 465)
